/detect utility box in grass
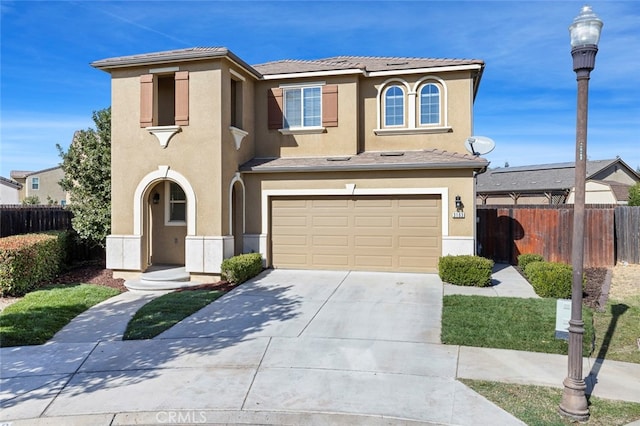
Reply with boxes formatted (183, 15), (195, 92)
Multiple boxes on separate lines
(555, 299), (571, 340)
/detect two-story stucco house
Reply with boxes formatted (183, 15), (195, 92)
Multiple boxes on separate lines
(92, 47), (488, 281)
(10, 166), (69, 205)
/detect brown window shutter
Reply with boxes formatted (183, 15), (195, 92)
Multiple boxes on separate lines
(140, 74), (154, 127)
(175, 71), (189, 126)
(322, 85), (338, 127)
(267, 88), (283, 129)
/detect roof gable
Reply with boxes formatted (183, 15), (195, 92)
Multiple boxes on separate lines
(477, 158), (640, 194)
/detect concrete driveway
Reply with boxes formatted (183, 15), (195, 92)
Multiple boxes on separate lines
(1, 269), (523, 425)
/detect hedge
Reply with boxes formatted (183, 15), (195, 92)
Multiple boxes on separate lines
(517, 253), (544, 270)
(438, 255), (494, 287)
(0, 232), (69, 296)
(221, 253), (263, 284)
(523, 261), (574, 298)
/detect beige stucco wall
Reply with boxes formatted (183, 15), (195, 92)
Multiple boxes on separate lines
(254, 76), (360, 158)
(110, 59), (257, 240)
(362, 71), (474, 153)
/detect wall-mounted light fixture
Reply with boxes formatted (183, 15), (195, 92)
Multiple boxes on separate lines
(455, 195), (463, 211)
(152, 192), (160, 205)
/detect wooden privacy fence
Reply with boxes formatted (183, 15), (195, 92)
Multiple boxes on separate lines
(0, 205), (73, 238)
(615, 206), (640, 264)
(476, 205), (632, 267)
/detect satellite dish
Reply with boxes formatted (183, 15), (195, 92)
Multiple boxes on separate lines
(465, 136), (495, 155)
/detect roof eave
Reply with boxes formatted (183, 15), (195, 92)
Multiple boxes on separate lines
(91, 49), (263, 79)
(241, 160), (488, 174)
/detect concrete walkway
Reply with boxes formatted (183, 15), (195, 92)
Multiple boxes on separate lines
(1, 266), (639, 425)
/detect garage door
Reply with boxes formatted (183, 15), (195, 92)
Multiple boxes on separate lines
(271, 195), (441, 272)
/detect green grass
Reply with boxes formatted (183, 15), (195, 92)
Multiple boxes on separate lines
(123, 289), (224, 340)
(592, 295), (640, 364)
(442, 295), (594, 356)
(461, 379), (640, 426)
(0, 284), (121, 347)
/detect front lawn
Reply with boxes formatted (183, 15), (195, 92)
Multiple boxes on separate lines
(442, 295), (594, 356)
(0, 284), (121, 347)
(462, 379), (640, 426)
(123, 289), (224, 340)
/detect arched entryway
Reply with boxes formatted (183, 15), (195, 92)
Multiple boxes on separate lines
(147, 180), (187, 265)
(134, 166), (197, 270)
(229, 173), (245, 256)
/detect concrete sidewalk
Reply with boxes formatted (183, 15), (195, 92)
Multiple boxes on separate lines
(1, 266), (639, 425)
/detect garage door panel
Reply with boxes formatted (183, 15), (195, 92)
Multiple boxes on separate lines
(354, 216), (393, 228)
(354, 235), (394, 248)
(354, 198), (394, 208)
(313, 216), (349, 227)
(312, 254), (350, 267)
(272, 235), (308, 245)
(313, 235), (349, 247)
(311, 199), (350, 208)
(355, 255), (393, 268)
(271, 195), (441, 272)
(272, 216), (308, 227)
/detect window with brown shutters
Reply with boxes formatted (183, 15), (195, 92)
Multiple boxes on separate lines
(268, 88), (283, 129)
(140, 74), (154, 127)
(267, 84), (338, 130)
(139, 71), (189, 127)
(322, 85), (338, 127)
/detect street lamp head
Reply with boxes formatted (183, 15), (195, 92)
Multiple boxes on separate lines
(569, 5), (603, 48)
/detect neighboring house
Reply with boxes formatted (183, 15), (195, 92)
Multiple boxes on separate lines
(92, 47), (488, 279)
(10, 166), (69, 205)
(476, 158), (640, 205)
(0, 176), (22, 205)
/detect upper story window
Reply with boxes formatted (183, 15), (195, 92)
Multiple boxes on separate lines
(31, 177), (40, 190)
(376, 77), (449, 135)
(284, 86), (321, 128)
(230, 78), (243, 129)
(384, 85), (405, 126)
(419, 83), (440, 125)
(268, 84), (338, 134)
(140, 70), (189, 128)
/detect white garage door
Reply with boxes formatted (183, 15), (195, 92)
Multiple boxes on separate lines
(271, 195), (441, 272)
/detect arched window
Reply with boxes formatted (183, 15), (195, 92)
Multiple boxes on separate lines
(419, 83), (440, 125)
(384, 85), (405, 126)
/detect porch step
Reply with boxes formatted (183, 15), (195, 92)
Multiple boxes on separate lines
(125, 279), (202, 292)
(124, 265), (201, 292)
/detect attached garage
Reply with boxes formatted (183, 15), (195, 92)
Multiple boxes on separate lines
(270, 195), (441, 272)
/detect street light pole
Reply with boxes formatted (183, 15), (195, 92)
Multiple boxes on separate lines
(559, 5), (603, 422)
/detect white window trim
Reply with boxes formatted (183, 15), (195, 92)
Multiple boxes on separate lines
(382, 83), (407, 128)
(279, 82), (325, 131)
(278, 127), (326, 135)
(375, 76), (449, 135)
(416, 76), (448, 128)
(31, 177), (40, 190)
(164, 181), (187, 227)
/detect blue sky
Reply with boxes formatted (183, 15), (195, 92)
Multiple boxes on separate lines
(1, 0), (639, 177)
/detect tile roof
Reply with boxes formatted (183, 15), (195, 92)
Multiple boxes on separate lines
(91, 47), (261, 78)
(253, 55), (484, 75)
(240, 149), (488, 173)
(476, 159), (630, 193)
(10, 166), (62, 180)
(92, 47), (484, 79)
